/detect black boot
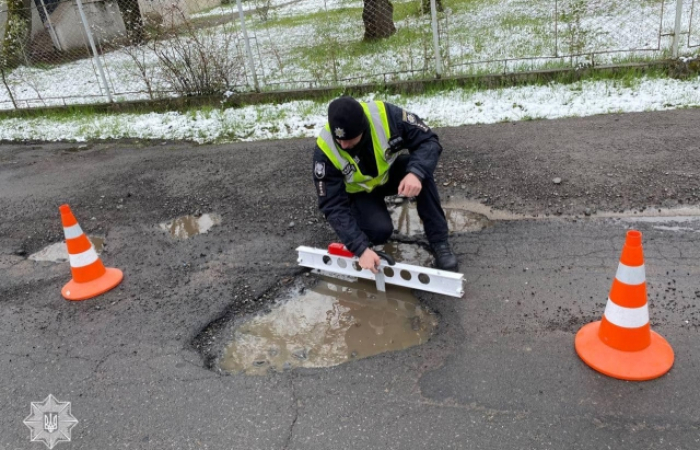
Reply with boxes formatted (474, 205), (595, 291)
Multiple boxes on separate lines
(431, 241), (459, 272)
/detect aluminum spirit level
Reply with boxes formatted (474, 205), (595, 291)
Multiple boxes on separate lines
(296, 244), (464, 298)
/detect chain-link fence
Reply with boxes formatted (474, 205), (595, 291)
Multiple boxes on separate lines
(689, 0), (700, 47)
(0, 0), (698, 110)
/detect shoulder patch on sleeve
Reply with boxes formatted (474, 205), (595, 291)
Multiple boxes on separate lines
(403, 110), (430, 132)
(314, 161), (326, 179)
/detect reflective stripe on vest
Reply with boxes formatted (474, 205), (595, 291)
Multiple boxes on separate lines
(316, 101), (394, 193)
(367, 101), (389, 151)
(319, 127), (355, 183)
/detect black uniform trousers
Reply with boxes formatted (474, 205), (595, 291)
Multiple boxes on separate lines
(349, 154), (449, 246)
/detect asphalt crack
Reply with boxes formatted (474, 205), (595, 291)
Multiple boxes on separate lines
(282, 374), (299, 450)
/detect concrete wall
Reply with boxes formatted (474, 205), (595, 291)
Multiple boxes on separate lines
(51, 0), (126, 50)
(30, 1), (42, 35)
(138, 0), (220, 25)
(138, 0), (189, 28)
(182, 0), (218, 15)
(0, 0), (46, 45)
(0, 0), (221, 57)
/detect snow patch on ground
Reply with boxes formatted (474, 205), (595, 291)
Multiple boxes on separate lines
(1, 75), (698, 143)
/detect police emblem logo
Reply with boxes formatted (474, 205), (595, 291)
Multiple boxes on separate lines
(44, 413), (58, 432)
(24, 394), (79, 449)
(334, 127), (346, 139)
(314, 161), (326, 179)
(406, 113), (417, 124)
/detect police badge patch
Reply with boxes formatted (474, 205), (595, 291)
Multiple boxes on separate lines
(402, 110), (430, 132)
(314, 161), (326, 179)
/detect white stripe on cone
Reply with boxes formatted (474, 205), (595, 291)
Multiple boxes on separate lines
(603, 298), (650, 329)
(615, 262), (646, 286)
(69, 247), (99, 268)
(63, 224), (83, 240)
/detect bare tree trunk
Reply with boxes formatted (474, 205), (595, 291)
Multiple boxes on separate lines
(116, 0), (145, 44)
(362, 0), (396, 41)
(1, 0), (32, 69)
(420, 0), (443, 14)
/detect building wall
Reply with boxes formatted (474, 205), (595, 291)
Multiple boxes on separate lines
(51, 0), (126, 50)
(0, 0), (221, 57)
(182, 0), (218, 15)
(138, 0), (189, 28)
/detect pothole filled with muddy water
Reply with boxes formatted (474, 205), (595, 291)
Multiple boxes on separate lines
(390, 200), (492, 237)
(376, 241), (433, 267)
(29, 236), (105, 262)
(220, 276), (437, 375)
(159, 213), (221, 238)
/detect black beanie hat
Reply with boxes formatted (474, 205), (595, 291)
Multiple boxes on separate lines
(328, 96), (367, 140)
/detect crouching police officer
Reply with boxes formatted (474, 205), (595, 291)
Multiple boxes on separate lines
(312, 96), (459, 273)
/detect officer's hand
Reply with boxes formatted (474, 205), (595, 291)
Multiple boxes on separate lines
(398, 173), (422, 197)
(359, 248), (381, 274)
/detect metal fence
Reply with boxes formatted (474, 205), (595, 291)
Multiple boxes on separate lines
(0, 0), (698, 110)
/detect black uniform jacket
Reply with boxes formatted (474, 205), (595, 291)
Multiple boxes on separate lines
(312, 102), (443, 257)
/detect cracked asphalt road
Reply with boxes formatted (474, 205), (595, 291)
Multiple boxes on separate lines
(1, 109), (700, 449)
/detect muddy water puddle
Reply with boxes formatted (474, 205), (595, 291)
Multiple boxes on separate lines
(390, 200), (493, 236)
(220, 277), (437, 375)
(376, 242), (433, 267)
(159, 213), (221, 238)
(29, 237), (104, 262)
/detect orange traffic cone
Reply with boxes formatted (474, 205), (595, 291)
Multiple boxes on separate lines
(59, 204), (123, 301)
(575, 230), (674, 381)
